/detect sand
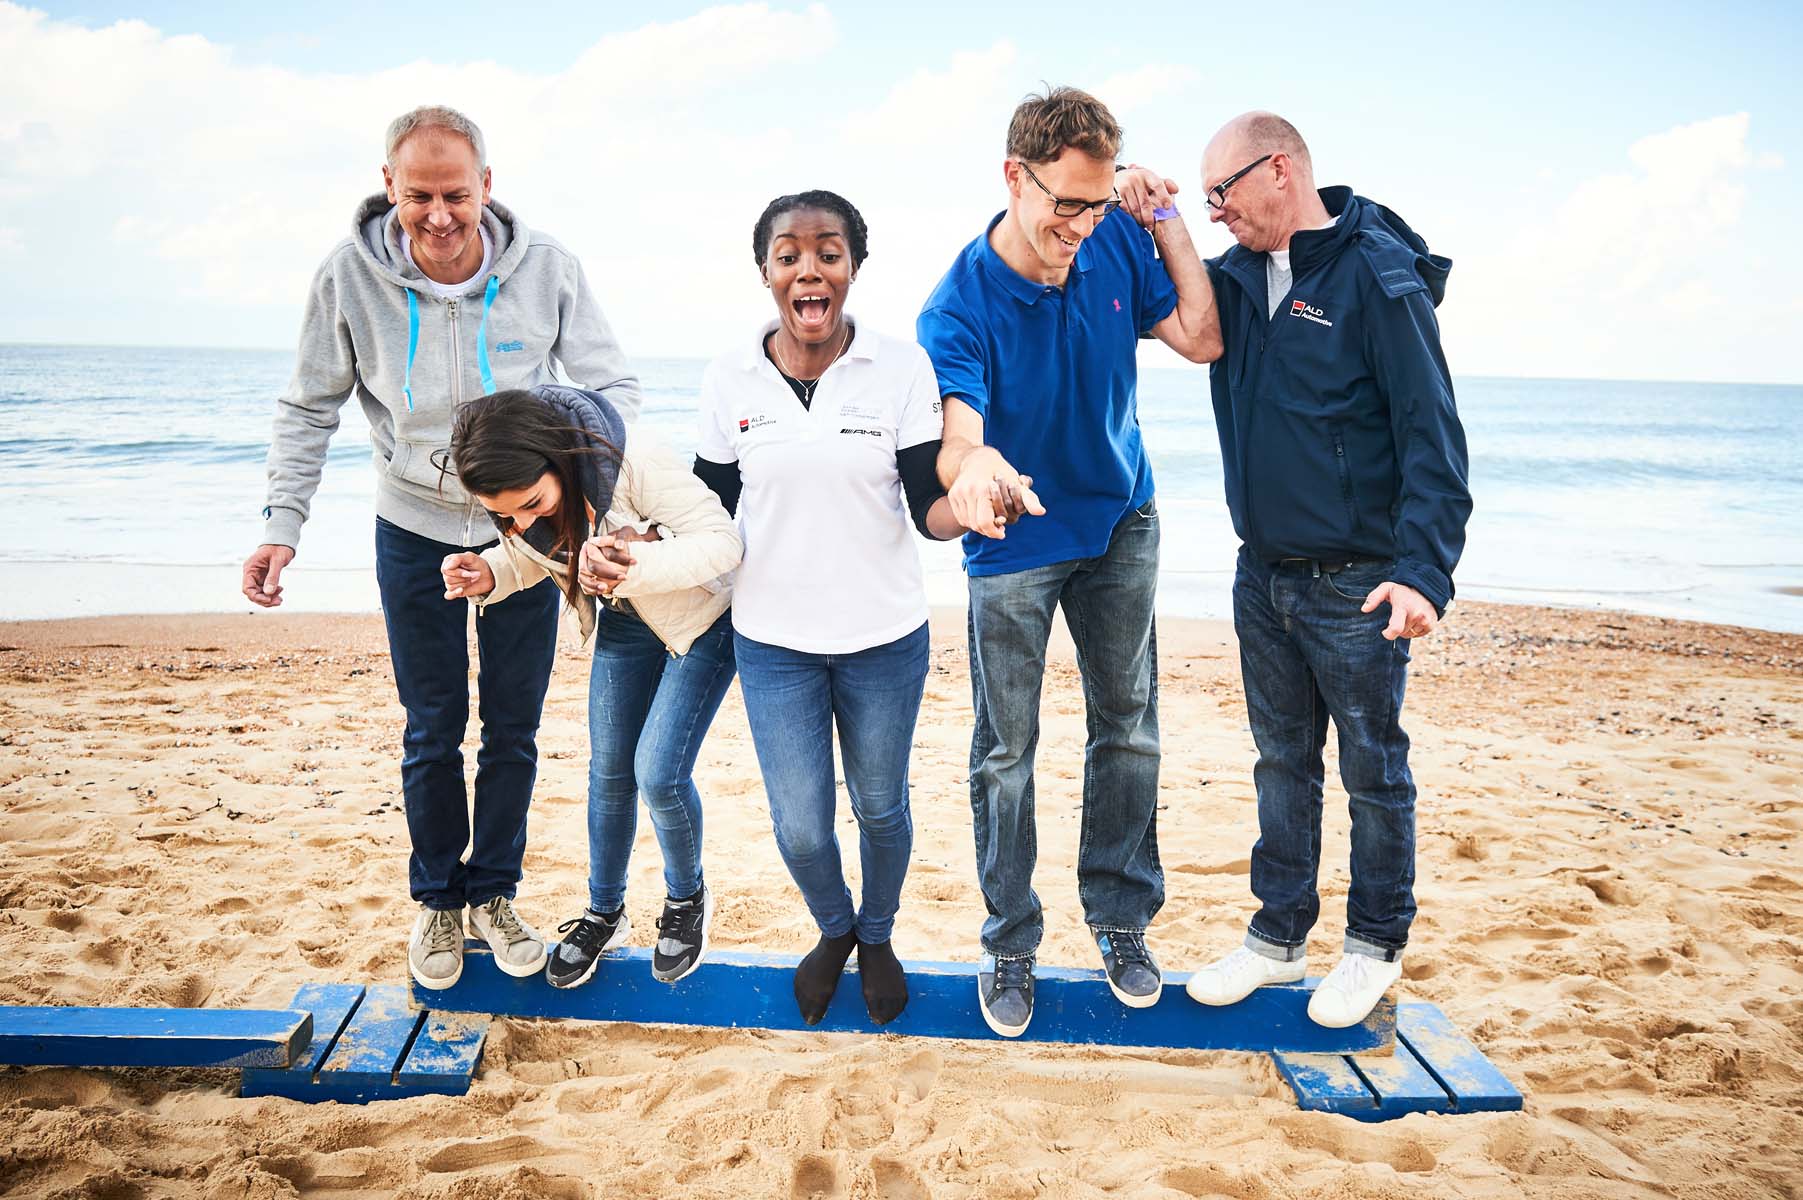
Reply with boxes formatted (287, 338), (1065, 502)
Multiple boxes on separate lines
(0, 602), (1799, 1199)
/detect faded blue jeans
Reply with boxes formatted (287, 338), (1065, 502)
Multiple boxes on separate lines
(586, 606), (736, 914)
(735, 623), (930, 944)
(965, 500), (1163, 959)
(1233, 548), (1417, 963)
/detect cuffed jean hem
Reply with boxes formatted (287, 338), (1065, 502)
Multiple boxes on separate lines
(1344, 932), (1406, 962)
(1245, 927), (1308, 963)
(1088, 923), (1148, 936)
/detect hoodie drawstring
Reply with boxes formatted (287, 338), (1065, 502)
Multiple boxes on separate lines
(476, 275), (500, 396)
(403, 289), (421, 412)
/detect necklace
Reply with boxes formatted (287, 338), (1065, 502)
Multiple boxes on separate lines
(770, 323), (852, 407)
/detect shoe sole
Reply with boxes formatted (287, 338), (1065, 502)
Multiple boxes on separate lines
(976, 977), (1031, 1038)
(547, 913), (632, 990)
(1183, 962), (1308, 1007)
(652, 888), (714, 985)
(410, 957), (463, 990)
(1105, 973), (1163, 1008)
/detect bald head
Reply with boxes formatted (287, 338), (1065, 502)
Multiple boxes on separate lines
(1206, 111), (1312, 181)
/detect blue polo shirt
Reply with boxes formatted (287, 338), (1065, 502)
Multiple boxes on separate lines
(917, 208), (1176, 577)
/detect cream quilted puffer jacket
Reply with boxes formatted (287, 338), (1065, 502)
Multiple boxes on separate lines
(474, 427), (740, 654)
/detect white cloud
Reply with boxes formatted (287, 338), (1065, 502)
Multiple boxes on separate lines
(1094, 64), (1199, 116)
(1444, 112), (1790, 381)
(0, 226), (19, 254)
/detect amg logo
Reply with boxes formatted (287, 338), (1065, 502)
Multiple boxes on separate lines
(840, 427), (882, 437)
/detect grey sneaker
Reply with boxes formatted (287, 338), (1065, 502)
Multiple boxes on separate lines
(469, 896), (547, 978)
(978, 952), (1035, 1037)
(652, 885), (713, 983)
(1096, 929), (1162, 1008)
(409, 906), (464, 990)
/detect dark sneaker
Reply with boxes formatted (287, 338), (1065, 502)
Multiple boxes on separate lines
(977, 952), (1035, 1037)
(652, 884), (713, 983)
(546, 908), (630, 990)
(1096, 929), (1162, 1008)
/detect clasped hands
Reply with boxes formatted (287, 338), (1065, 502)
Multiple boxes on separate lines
(948, 448), (1047, 540)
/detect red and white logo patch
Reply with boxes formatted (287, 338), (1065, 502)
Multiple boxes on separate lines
(1289, 299), (1333, 328)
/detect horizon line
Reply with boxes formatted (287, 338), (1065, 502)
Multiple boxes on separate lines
(2, 339), (1799, 391)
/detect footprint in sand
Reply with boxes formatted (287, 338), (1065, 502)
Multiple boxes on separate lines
(791, 1153), (843, 1200)
(870, 1157), (930, 1200)
(419, 1134), (552, 1174)
(896, 1048), (942, 1102)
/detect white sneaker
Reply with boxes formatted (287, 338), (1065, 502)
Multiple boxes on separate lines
(1183, 945), (1307, 1006)
(1307, 953), (1403, 1028)
(409, 906), (464, 990)
(469, 896), (548, 978)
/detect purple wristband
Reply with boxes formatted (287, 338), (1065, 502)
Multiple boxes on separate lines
(1152, 205), (1180, 222)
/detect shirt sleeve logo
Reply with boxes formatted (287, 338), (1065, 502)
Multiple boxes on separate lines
(739, 414), (776, 433)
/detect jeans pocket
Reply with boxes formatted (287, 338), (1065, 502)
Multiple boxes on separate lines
(1321, 561), (1394, 604)
(1134, 498), (1159, 520)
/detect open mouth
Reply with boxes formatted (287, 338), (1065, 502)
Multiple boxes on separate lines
(1054, 232), (1081, 253)
(792, 294), (832, 329)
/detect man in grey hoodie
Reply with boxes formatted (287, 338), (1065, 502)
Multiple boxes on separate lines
(241, 105), (643, 991)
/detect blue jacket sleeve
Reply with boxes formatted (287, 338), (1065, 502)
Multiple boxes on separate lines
(1364, 285), (1471, 615)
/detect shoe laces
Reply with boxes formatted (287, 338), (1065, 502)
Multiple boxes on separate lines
(422, 909), (461, 954)
(1330, 953), (1382, 992)
(556, 913), (613, 954)
(656, 897), (703, 938)
(992, 955), (1033, 990)
(481, 897), (528, 943)
(1106, 931), (1151, 966)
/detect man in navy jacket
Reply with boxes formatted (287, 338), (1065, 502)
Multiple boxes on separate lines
(1156, 112), (1471, 1028)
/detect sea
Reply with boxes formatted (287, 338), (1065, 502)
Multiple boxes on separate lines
(1, 343), (1799, 633)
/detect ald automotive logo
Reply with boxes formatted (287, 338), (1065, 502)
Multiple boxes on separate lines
(1290, 300), (1333, 328)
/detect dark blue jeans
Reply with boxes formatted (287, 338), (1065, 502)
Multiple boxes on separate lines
(375, 516), (559, 911)
(1233, 548), (1416, 963)
(965, 501), (1163, 959)
(734, 623), (929, 944)
(587, 606), (736, 913)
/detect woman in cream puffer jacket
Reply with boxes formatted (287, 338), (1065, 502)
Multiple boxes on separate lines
(441, 384), (741, 993)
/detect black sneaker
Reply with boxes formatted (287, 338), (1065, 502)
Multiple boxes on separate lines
(546, 908), (630, 990)
(652, 884), (713, 983)
(1096, 929), (1162, 1008)
(978, 952), (1035, 1037)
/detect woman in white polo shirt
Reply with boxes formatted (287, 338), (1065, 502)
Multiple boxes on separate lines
(694, 190), (1034, 1028)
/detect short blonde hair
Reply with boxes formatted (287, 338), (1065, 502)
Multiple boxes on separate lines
(1006, 86), (1121, 165)
(385, 105), (487, 170)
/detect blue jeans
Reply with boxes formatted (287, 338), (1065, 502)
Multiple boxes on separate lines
(734, 623), (929, 943)
(1232, 548), (1417, 963)
(965, 501), (1163, 958)
(375, 516), (559, 911)
(586, 605), (736, 913)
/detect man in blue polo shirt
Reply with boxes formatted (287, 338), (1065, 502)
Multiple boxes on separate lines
(918, 86), (1221, 1037)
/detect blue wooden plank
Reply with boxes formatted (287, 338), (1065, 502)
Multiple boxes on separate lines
(240, 983), (365, 1100)
(420, 947), (1395, 1054)
(1348, 1040), (1453, 1120)
(1270, 1051), (1376, 1115)
(395, 1011), (488, 1093)
(1396, 1003), (1523, 1114)
(316, 984), (423, 1088)
(0, 1005), (310, 1069)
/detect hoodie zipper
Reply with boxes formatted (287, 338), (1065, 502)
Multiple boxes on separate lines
(447, 296), (483, 547)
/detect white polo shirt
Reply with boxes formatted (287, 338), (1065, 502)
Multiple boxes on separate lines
(696, 317), (944, 654)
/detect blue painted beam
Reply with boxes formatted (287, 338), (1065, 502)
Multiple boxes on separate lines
(1270, 1050), (1376, 1115)
(396, 1011), (489, 1093)
(0, 1005), (311, 1070)
(1396, 1003), (1523, 1114)
(240, 983), (365, 1100)
(419, 946), (1395, 1054)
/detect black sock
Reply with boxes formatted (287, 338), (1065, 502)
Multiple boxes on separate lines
(793, 930), (857, 1025)
(856, 938), (909, 1025)
(669, 883), (705, 906)
(586, 906), (622, 922)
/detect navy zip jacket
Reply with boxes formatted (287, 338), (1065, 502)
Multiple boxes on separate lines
(1205, 187), (1471, 614)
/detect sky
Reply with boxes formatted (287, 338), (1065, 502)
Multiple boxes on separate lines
(2, 1), (1799, 384)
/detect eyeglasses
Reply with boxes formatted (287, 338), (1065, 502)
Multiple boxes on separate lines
(1017, 160), (1122, 219)
(1204, 153), (1273, 211)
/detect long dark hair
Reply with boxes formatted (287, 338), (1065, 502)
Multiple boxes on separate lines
(443, 389), (620, 610)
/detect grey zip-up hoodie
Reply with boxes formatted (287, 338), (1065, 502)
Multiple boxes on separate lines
(261, 194), (643, 549)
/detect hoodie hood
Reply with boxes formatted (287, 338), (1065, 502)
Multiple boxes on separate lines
(351, 193), (532, 296)
(1220, 187), (1451, 308)
(504, 384), (629, 556)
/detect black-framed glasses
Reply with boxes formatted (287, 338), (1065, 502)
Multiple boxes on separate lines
(1018, 160), (1122, 219)
(1204, 153), (1273, 211)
